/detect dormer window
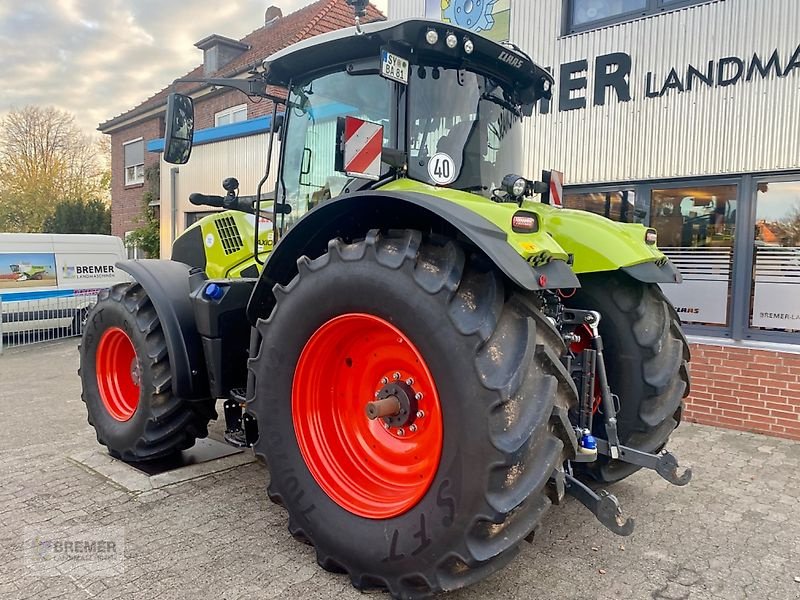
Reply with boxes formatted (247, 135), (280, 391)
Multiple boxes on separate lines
(194, 34), (250, 76)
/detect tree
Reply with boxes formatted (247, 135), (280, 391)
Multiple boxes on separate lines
(42, 199), (111, 234)
(0, 106), (108, 232)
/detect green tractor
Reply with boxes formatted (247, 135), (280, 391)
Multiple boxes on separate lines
(80, 8), (691, 599)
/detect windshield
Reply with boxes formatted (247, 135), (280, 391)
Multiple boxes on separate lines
(279, 69), (393, 229)
(408, 67), (525, 198)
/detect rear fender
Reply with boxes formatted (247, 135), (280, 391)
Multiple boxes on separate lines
(246, 191), (579, 322)
(538, 206), (682, 284)
(116, 260), (210, 400)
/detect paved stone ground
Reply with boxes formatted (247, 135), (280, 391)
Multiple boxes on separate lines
(1, 339), (799, 600)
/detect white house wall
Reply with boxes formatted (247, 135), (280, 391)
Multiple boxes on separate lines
(159, 134), (279, 257)
(389, 0), (800, 185)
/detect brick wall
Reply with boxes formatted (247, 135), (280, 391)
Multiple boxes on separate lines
(685, 343), (800, 441)
(193, 90), (278, 130)
(109, 118), (164, 239)
(108, 91), (279, 241)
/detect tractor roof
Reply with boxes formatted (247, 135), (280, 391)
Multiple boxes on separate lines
(262, 19), (554, 106)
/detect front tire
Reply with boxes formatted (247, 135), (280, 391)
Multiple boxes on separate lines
(249, 230), (577, 599)
(566, 271), (690, 483)
(79, 282), (216, 461)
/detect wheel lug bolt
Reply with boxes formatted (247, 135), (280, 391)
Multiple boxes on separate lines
(414, 392), (423, 401)
(381, 377), (389, 384)
(374, 391), (380, 398)
(405, 378), (414, 385)
(416, 410), (424, 418)
(383, 422), (389, 429)
(393, 372), (401, 380)
(397, 428), (405, 436)
(409, 424), (418, 433)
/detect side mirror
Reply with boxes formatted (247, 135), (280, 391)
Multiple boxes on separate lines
(274, 114), (285, 142)
(164, 93), (194, 165)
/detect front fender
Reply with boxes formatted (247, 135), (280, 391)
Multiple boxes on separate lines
(536, 206), (681, 283)
(116, 260), (210, 400)
(246, 190), (579, 322)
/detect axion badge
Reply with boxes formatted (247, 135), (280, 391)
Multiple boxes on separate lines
(427, 153), (457, 186)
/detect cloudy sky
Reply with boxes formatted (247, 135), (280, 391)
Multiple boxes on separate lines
(0, 0), (388, 135)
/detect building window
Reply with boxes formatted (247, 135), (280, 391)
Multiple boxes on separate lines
(186, 211), (219, 228)
(652, 184), (738, 328)
(214, 104), (248, 127)
(749, 181), (800, 334)
(124, 231), (143, 259)
(123, 138), (144, 186)
(563, 190), (644, 223)
(566, 0), (714, 34)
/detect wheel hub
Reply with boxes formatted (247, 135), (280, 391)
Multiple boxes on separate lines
(367, 379), (419, 429)
(130, 358), (142, 387)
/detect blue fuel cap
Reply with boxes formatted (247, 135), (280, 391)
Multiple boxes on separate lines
(205, 283), (224, 301)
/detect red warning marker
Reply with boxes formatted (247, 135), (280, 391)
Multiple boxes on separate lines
(549, 170), (563, 208)
(341, 116), (383, 180)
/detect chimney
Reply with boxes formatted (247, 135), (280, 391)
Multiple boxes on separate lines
(265, 5), (282, 25)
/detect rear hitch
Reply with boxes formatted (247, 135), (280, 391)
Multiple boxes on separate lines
(595, 440), (692, 486)
(565, 472), (634, 536)
(223, 388), (258, 448)
(561, 307), (692, 487)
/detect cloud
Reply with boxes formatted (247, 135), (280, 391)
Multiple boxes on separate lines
(0, 0), (388, 136)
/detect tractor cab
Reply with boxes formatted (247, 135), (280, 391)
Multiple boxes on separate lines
(263, 19), (553, 227)
(163, 19), (554, 233)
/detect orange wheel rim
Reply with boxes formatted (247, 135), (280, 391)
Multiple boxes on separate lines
(292, 314), (443, 519)
(96, 327), (140, 422)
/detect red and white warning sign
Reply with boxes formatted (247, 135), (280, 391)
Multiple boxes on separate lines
(338, 116), (383, 181)
(549, 170), (564, 208)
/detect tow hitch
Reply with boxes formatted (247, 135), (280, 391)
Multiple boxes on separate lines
(559, 308), (692, 535)
(565, 471), (634, 536)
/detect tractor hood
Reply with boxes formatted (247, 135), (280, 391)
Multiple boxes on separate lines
(262, 19), (554, 109)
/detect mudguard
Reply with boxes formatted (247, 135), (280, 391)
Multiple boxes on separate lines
(116, 260), (210, 400)
(247, 190), (580, 322)
(537, 205), (682, 284)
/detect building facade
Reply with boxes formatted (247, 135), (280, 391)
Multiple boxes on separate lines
(390, 0), (800, 439)
(98, 0), (384, 253)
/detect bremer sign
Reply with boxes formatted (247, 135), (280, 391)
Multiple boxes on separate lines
(544, 44), (800, 113)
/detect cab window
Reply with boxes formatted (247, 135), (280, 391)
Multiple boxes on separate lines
(279, 69), (393, 229)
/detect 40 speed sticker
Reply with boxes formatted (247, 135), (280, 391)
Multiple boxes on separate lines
(427, 152), (457, 185)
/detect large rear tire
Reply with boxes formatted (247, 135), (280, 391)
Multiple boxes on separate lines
(565, 271), (690, 483)
(249, 230), (577, 599)
(79, 282), (216, 461)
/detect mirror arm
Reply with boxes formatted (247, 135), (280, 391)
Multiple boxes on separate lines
(176, 77), (285, 103)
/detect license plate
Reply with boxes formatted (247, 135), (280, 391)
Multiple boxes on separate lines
(381, 50), (409, 85)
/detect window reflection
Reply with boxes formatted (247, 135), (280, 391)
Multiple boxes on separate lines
(652, 185), (737, 327)
(563, 190), (642, 223)
(750, 181), (800, 332)
(571, 0), (647, 26)
(651, 186), (737, 248)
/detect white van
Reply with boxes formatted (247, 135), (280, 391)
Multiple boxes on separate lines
(0, 233), (130, 336)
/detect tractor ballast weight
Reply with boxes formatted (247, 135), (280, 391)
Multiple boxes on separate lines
(80, 15), (692, 600)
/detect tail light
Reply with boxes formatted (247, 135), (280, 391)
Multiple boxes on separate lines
(512, 211), (539, 233)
